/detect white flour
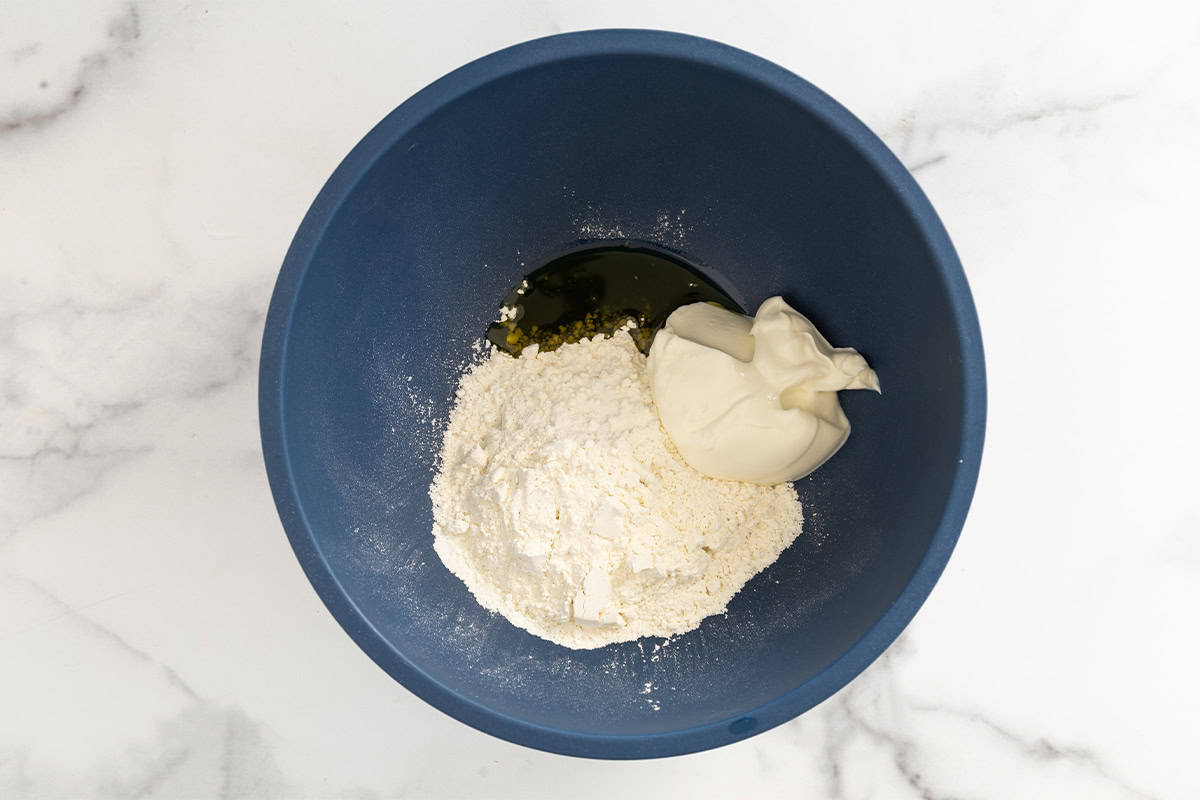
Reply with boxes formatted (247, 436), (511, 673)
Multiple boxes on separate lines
(430, 329), (804, 649)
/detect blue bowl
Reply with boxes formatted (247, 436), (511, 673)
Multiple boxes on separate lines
(260, 30), (985, 758)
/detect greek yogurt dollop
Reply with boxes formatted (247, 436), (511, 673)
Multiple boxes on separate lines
(647, 296), (880, 484)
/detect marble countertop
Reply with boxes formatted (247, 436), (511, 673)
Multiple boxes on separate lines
(2, 1), (1198, 797)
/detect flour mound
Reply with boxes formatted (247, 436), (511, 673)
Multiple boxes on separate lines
(430, 330), (804, 649)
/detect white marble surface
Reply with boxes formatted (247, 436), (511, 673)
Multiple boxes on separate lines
(2, 0), (1198, 797)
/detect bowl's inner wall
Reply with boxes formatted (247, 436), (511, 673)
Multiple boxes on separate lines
(282, 54), (964, 735)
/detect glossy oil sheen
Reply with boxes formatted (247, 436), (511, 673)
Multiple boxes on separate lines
(259, 30), (986, 759)
(487, 244), (739, 355)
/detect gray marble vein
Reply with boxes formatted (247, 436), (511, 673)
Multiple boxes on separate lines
(181, 305), (267, 402)
(9, 42), (41, 63)
(915, 705), (1160, 800)
(0, 3), (140, 134)
(122, 744), (193, 800)
(962, 92), (1138, 136)
(2, 570), (198, 700)
(790, 635), (1170, 800)
(906, 153), (948, 173)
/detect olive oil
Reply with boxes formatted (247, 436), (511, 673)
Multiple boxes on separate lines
(487, 246), (739, 356)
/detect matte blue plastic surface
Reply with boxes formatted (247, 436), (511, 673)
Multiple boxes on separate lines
(259, 30), (985, 759)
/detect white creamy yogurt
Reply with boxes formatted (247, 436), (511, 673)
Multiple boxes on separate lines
(647, 296), (880, 484)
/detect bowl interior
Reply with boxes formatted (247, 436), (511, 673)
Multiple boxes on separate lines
(267, 33), (980, 757)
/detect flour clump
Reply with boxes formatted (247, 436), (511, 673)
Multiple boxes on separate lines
(430, 328), (804, 649)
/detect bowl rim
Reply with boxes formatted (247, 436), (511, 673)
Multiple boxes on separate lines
(259, 28), (987, 760)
